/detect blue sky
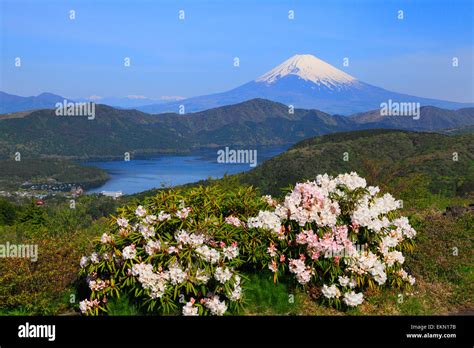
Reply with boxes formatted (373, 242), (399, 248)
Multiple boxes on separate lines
(1, 0), (473, 102)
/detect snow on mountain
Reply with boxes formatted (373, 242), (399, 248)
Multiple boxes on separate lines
(255, 54), (356, 89)
(136, 53), (471, 115)
(3, 54), (471, 115)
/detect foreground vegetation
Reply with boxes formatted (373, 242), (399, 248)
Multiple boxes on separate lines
(0, 182), (471, 316)
(0, 129), (472, 316)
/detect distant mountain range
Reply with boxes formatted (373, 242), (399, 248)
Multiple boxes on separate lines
(76, 95), (185, 109)
(0, 92), (66, 114)
(2, 54), (472, 115)
(137, 54), (473, 115)
(0, 98), (473, 159)
(0, 91), (184, 113)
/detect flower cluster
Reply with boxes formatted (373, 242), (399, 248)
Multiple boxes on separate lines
(77, 180), (416, 314)
(247, 172), (416, 309)
(79, 197), (244, 316)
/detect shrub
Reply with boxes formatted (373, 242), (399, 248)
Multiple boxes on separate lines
(78, 186), (268, 316)
(0, 235), (83, 314)
(247, 172), (417, 309)
(78, 174), (417, 314)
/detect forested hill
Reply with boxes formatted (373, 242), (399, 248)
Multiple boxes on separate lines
(237, 129), (474, 199)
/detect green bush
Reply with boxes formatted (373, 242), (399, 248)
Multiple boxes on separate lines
(78, 185), (269, 316)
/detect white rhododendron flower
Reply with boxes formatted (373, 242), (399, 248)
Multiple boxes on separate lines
(168, 263), (187, 285)
(268, 260), (278, 273)
(135, 205), (146, 217)
(100, 233), (112, 244)
(214, 267), (233, 284)
(225, 216), (243, 227)
(223, 244), (239, 260)
(384, 250), (405, 267)
(338, 275), (350, 287)
(176, 207), (191, 219)
(204, 295), (227, 316)
(267, 242), (277, 257)
(144, 214), (157, 224)
(79, 299), (99, 314)
(80, 256), (89, 268)
(122, 245), (137, 260)
(398, 269), (416, 285)
(335, 172), (367, 190)
(88, 279), (106, 291)
(139, 224), (155, 239)
(131, 263), (169, 299)
(288, 258), (313, 284)
(229, 284), (242, 301)
(195, 245), (220, 264)
(322, 284), (340, 299)
(262, 195), (278, 207)
(343, 291), (364, 307)
(182, 299), (199, 316)
(189, 233), (205, 247)
(273, 181), (340, 227)
(195, 269), (210, 284)
(90, 252), (100, 264)
(117, 217), (129, 227)
(145, 240), (161, 255)
(393, 217), (417, 239)
(175, 229), (190, 244)
(247, 211), (281, 234)
(157, 211), (171, 221)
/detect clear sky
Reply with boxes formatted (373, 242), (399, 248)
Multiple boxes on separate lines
(1, 0), (473, 102)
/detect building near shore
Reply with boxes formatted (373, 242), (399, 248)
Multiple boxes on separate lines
(100, 191), (123, 199)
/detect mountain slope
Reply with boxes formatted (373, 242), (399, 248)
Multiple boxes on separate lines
(0, 99), (356, 158)
(1, 99), (473, 159)
(351, 106), (474, 131)
(138, 54), (472, 115)
(0, 105), (189, 159)
(237, 129), (474, 198)
(0, 92), (67, 114)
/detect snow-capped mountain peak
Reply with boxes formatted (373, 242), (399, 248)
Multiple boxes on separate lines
(255, 54), (357, 89)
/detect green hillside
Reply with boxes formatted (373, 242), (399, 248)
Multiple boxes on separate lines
(237, 129), (474, 203)
(351, 106), (474, 131)
(0, 159), (109, 191)
(1, 99), (472, 160)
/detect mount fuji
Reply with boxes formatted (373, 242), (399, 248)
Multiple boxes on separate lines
(139, 54), (471, 115)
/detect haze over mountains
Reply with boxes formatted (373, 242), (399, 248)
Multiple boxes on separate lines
(1, 54), (472, 115)
(0, 98), (473, 160)
(0, 91), (183, 114)
(0, 92), (66, 114)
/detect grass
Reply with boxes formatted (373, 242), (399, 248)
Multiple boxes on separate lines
(106, 297), (141, 316)
(243, 272), (301, 315)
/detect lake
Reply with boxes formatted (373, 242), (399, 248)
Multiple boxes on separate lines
(84, 145), (289, 194)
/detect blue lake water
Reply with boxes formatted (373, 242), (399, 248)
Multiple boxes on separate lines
(83, 146), (289, 194)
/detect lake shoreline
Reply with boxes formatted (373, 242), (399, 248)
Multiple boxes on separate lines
(82, 145), (290, 195)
